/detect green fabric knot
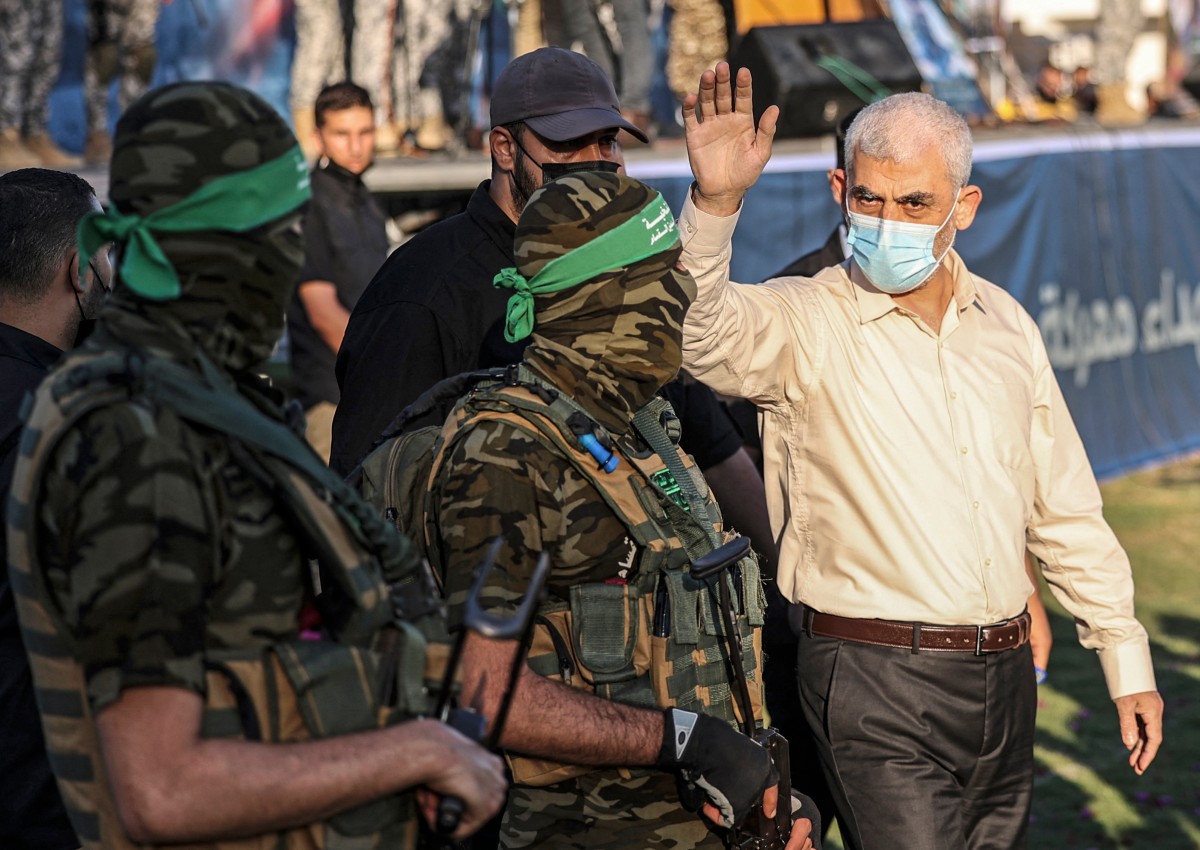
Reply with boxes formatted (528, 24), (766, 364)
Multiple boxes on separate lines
(78, 145), (312, 301)
(492, 192), (680, 343)
(493, 266), (537, 343)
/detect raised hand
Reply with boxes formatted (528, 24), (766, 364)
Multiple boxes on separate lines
(682, 62), (779, 217)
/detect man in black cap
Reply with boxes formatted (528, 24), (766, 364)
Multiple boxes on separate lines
(330, 46), (646, 475)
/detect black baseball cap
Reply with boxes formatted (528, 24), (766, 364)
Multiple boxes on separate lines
(490, 47), (649, 144)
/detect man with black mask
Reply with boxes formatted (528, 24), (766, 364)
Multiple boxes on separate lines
(0, 167), (110, 850)
(332, 47), (642, 474)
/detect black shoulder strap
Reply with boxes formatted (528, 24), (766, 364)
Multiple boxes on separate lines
(378, 368), (506, 444)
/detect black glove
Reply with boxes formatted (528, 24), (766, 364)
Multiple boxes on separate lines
(655, 708), (777, 829)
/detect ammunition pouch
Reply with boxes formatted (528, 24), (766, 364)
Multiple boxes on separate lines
(203, 639), (422, 848)
(512, 550), (766, 787)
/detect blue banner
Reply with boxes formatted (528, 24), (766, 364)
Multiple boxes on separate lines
(632, 126), (1200, 480)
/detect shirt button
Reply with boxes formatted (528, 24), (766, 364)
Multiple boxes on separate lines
(950, 391), (958, 399)
(985, 558), (992, 566)
(973, 500), (981, 509)
(960, 446), (968, 454)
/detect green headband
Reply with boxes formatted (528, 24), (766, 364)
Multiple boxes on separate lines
(493, 192), (681, 343)
(77, 146), (312, 300)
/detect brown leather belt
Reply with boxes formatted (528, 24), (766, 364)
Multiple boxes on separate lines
(795, 607), (1031, 655)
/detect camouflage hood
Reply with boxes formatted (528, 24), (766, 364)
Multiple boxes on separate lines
(509, 172), (696, 435)
(92, 82), (308, 374)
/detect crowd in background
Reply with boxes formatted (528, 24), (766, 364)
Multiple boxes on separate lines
(3, 0), (738, 169)
(5, 0), (1200, 174)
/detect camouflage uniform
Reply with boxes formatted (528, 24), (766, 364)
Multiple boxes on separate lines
(665, 0), (727, 102)
(291, 0), (346, 113)
(1092, 0), (1143, 86)
(85, 0), (161, 136)
(290, 0), (457, 127)
(385, 0), (473, 134)
(432, 173), (763, 849)
(7, 83), (432, 850)
(0, 0), (63, 134)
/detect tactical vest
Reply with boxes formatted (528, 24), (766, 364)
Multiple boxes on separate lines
(7, 348), (446, 850)
(413, 368), (767, 786)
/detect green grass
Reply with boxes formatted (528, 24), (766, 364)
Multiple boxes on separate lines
(821, 456), (1200, 849)
(1027, 457), (1200, 848)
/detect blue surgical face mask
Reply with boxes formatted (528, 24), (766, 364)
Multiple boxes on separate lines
(845, 191), (960, 294)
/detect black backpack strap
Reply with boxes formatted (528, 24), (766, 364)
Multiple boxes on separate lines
(380, 369), (505, 443)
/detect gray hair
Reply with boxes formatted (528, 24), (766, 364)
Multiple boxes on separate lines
(843, 92), (973, 188)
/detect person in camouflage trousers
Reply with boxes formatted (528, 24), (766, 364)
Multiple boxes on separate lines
(0, 0), (82, 168)
(83, 0), (162, 164)
(6, 81), (505, 850)
(1092, 0), (1146, 124)
(428, 171), (816, 850)
(666, 0), (728, 105)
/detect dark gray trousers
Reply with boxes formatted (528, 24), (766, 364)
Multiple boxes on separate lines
(795, 624), (1036, 850)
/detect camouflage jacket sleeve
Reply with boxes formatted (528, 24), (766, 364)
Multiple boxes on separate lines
(435, 419), (631, 628)
(37, 402), (216, 713)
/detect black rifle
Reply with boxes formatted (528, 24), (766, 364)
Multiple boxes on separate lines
(691, 538), (821, 850)
(430, 538), (550, 836)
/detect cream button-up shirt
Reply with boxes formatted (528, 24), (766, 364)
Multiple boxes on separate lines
(679, 197), (1155, 699)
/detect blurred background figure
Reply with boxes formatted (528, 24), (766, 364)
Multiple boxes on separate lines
(291, 0), (392, 158)
(386, 0), (475, 153)
(665, 0), (728, 111)
(542, 0), (655, 141)
(287, 82), (388, 462)
(0, 0), (82, 169)
(1071, 65), (1098, 113)
(1031, 61), (1078, 121)
(1092, 0), (1145, 125)
(84, 0), (164, 165)
(1146, 77), (1200, 116)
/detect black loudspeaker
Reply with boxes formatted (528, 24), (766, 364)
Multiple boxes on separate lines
(730, 21), (924, 138)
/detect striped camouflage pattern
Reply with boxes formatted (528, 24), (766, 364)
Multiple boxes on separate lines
(6, 83), (425, 850)
(106, 81), (306, 374)
(431, 173), (762, 849)
(6, 317), (322, 850)
(0, 0), (63, 134)
(517, 172), (697, 436)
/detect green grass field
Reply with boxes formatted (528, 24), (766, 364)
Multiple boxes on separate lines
(822, 455), (1200, 849)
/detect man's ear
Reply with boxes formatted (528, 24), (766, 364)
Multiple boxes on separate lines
(830, 168), (848, 207)
(828, 168), (846, 205)
(66, 251), (83, 295)
(953, 184), (983, 231)
(490, 127), (516, 172)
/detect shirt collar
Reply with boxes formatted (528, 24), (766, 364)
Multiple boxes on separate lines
(0, 320), (64, 368)
(470, 180), (517, 262)
(847, 249), (981, 324)
(316, 156), (370, 184)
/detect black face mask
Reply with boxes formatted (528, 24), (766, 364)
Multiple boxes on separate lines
(540, 158), (621, 182)
(73, 258), (112, 347)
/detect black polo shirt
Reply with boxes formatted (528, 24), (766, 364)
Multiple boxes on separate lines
(0, 321), (77, 850)
(332, 181), (519, 474)
(287, 159), (388, 409)
(331, 181), (743, 477)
